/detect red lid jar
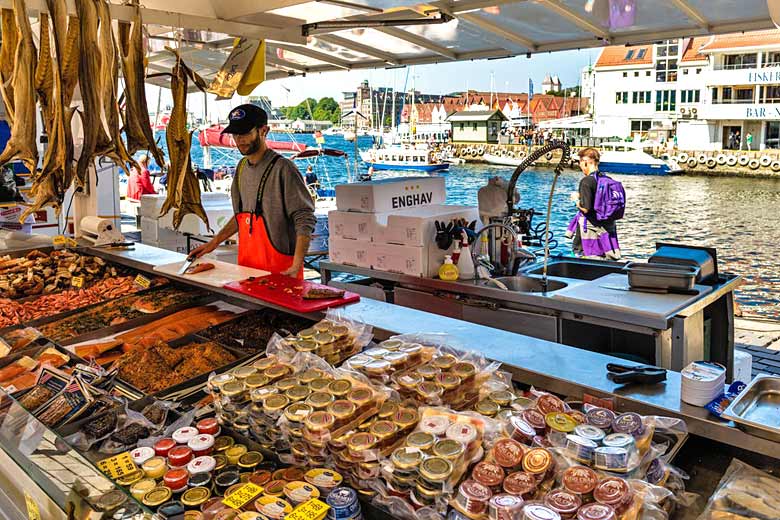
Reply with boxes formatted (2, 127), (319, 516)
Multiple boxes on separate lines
(154, 438), (177, 458)
(196, 417), (221, 436)
(168, 445), (193, 468)
(163, 468), (189, 492)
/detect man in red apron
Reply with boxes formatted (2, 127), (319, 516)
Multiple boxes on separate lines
(189, 105), (316, 278)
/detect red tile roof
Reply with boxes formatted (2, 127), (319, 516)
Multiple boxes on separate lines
(595, 45), (652, 67)
(698, 29), (780, 52)
(681, 36), (709, 62)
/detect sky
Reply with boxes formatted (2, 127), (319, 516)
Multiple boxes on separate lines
(149, 47), (602, 122)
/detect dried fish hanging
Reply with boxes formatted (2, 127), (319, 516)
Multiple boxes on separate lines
(0, 9), (19, 123)
(116, 1), (165, 169)
(158, 47), (211, 232)
(0, 0), (39, 175)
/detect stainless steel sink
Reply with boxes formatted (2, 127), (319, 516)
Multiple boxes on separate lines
(523, 259), (626, 281)
(488, 276), (568, 293)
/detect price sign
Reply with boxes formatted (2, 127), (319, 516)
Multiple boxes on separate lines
(65, 237), (78, 248)
(97, 452), (137, 479)
(24, 492), (41, 520)
(287, 499), (330, 520)
(222, 483), (264, 510)
(71, 276), (84, 288)
(134, 274), (151, 290)
(52, 235), (67, 246)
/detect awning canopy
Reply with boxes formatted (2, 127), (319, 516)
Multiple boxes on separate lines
(8, 0), (777, 90)
(447, 109), (507, 121)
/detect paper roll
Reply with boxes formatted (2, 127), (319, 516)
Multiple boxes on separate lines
(80, 216), (114, 236)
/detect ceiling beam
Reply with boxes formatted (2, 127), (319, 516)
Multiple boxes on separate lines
(534, 0), (610, 41)
(669, 0), (710, 29)
(2, 0), (306, 44)
(211, 0), (310, 17)
(266, 55), (309, 73)
(458, 12), (537, 51)
(434, 0), (525, 15)
(316, 34), (399, 64)
(375, 26), (457, 60)
(268, 42), (353, 69)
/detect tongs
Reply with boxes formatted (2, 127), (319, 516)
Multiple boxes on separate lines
(607, 363), (667, 385)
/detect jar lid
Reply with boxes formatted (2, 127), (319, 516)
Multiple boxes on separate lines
(492, 438), (526, 468)
(475, 399), (501, 417)
(432, 354), (458, 370)
(328, 379), (352, 396)
(327, 400), (356, 419)
(314, 320), (334, 332)
(141, 456), (166, 473)
(406, 431), (435, 451)
(384, 351), (408, 366)
(142, 486), (172, 507)
(378, 401), (399, 419)
(233, 366), (257, 379)
(263, 363), (290, 379)
(586, 407), (615, 429)
(521, 409), (547, 430)
(546, 413), (577, 433)
(459, 479), (492, 502)
(225, 445), (248, 460)
(509, 416), (537, 440)
(196, 418), (220, 435)
(364, 359), (391, 373)
(244, 374), (270, 389)
(489, 390), (515, 406)
(391, 447), (422, 469)
(612, 412), (644, 436)
(602, 433), (635, 449)
(489, 494), (524, 513)
(433, 439), (464, 461)
(451, 361), (476, 378)
(569, 410), (587, 424)
(284, 481), (320, 504)
(523, 504), (561, 520)
(163, 468), (189, 491)
(435, 372), (461, 390)
(418, 415), (450, 436)
(536, 393), (566, 415)
(299, 369), (324, 384)
(446, 422), (477, 445)
(309, 378), (332, 392)
(250, 470), (272, 487)
(238, 451), (263, 468)
(562, 466), (599, 494)
(545, 489), (582, 515)
(304, 468), (343, 490)
(472, 461), (505, 488)
(130, 478), (157, 497)
(577, 503), (617, 520)
(503, 471), (537, 495)
(275, 377), (299, 392)
(522, 448), (553, 474)
(347, 387), (372, 404)
(305, 411), (335, 431)
(593, 477), (631, 505)
(306, 392), (335, 409)
(416, 365), (439, 379)
(313, 332), (335, 345)
(330, 325), (350, 338)
(263, 394), (290, 412)
(188, 472), (212, 488)
(283, 467), (306, 481)
(252, 356), (276, 370)
(210, 373), (235, 387)
(172, 426), (199, 445)
(379, 339), (403, 350)
(214, 469), (240, 487)
(285, 385), (311, 402)
(181, 486), (211, 507)
(347, 432), (377, 452)
(396, 372), (423, 389)
(168, 445), (193, 466)
(131, 446), (155, 465)
(221, 381), (246, 398)
(188, 434), (215, 452)
(255, 495), (293, 517)
(213, 453), (228, 471)
(400, 342), (423, 354)
(393, 408), (418, 429)
(369, 420), (398, 439)
(419, 456), (453, 482)
(298, 327), (317, 338)
(154, 438), (177, 456)
(214, 435), (235, 452)
(346, 355), (372, 369)
(574, 424), (606, 442)
(285, 403), (313, 423)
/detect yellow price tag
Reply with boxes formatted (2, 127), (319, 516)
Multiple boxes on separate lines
(134, 274), (151, 289)
(71, 276), (84, 288)
(24, 492), (41, 520)
(52, 235), (67, 246)
(287, 499), (330, 520)
(222, 483), (263, 510)
(97, 452), (137, 479)
(65, 237), (78, 247)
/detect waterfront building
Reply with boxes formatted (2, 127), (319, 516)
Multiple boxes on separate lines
(447, 110), (508, 143)
(542, 74), (562, 94)
(592, 29), (780, 151)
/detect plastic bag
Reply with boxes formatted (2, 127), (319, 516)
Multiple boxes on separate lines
(697, 458), (780, 520)
(98, 402), (158, 454)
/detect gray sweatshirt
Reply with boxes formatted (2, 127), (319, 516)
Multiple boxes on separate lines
(230, 149), (316, 256)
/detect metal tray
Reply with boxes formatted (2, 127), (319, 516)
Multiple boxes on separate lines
(722, 374), (780, 442)
(624, 262), (699, 292)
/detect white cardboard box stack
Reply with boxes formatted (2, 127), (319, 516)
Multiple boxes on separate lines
(330, 177), (479, 277)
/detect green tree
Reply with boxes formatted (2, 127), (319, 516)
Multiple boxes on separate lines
(281, 97), (342, 123)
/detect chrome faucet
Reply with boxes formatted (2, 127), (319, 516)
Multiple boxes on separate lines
(470, 223), (534, 280)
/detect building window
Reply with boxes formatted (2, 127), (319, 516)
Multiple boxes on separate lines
(472, 123), (478, 131)
(711, 87), (718, 103)
(632, 91), (651, 103)
(696, 68), (702, 74)
(625, 50), (635, 60)
(637, 49), (647, 59)
(656, 41), (679, 58)
(655, 90), (676, 111)
(765, 52), (780, 68)
(623, 72), (628, 77)
(682, 69), (688, 75)
(736, 87), (754, 103)
(459, 123), (464, 130)
(630, 120), (652, 135)
(766, 122), (780, 149)
(680, 89), (700, 103)
(646, 71), (651, 76)
(634, 71), (639, 77)
(723, 53), (757, 70)
(760, 85), (780, 103)
(616, 91), (629, 104)
(656, 58), (678, 82)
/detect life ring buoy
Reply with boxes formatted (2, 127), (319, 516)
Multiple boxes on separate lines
(696, 154), (707, 164)
(771, 161), (780, 172)
(716, 154), (727, 165)
(706, 158), (717, 169)
(748, 159), (760, 170)
(759, 155), (772, 167)
(677, 152), (689, 162)
(516, 151), (525, 159)
(477, 146), (485, 156)
(545, 152), (553, 161)
(686, 157), (698, 168)
(738, 155), (750, 166)
(726, 155), (738, 167)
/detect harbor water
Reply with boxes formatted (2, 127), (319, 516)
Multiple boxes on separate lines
(184, 132), (780, 319)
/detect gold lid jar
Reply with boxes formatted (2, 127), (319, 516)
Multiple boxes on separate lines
(406, 431), (435, 451)
(213, 453), (228, 471)
(396, 372), (423, 391)
(250, 386), (278, 403)
(419, 457), (453, 483)
(263, 394), (290, 414)
(347, 432), (378, 454)
(369, 420), (398, 442)
(314, 320), (334, 332)
(245, 374), (271, 389)
(285, 385), (311, 402)
(400, 343), (423, 355)
(238, 451), (263, 470)
(417, 365), (439, 380)
(364, 359), (391, 376)
(475, 399), (501, 417)
(130, 478), (157, 501)
(181, 486), (211, 507)
(225, 445), (248, 465)
(309, 378), (333, 392)
(298, 328), (317, 339)
(451, 362), (477, 380)
(142, 486), (172, 508)
(209, 373), (235, 390)
(306, 392), (335, 410)
(221, 381), (246, 399)
(489, 390), (515, 407)
(275, 377), (299, 392)
(298, 369), (324, 384)
(384, 351), (409, 368)
(263, 364), (290, 380)
(330, 325), (350, 339)
(393, 408), (419, 430)
(233, 366), (258, 380)
(435, 373), (461, 391)
(327, 400), (356, 421)
(416, 381), (444, 401)
(346, 355), (371, 370)
(296, 339), (318, 352)
(432, 354), (458, 370)
(305, 411), (335, 432)
(380, 339), (404, 350)
(433, 439), (464, 460)
(314, 332), (335, 346)
(328, 379), (352, 397)
(252, 356), (277, 371)
(116, 468), (144, 486)
(391, 447), (422, 470)
(378, 401), (399, 419)
(347, 388), (373, 408)
(285, 402), (313, 423)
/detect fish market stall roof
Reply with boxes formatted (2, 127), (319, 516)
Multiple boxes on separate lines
(5, 0), (778, 88)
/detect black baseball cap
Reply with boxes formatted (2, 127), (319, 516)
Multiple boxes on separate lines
(221, 104), (268, 135)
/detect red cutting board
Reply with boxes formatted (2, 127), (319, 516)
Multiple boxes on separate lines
(223, 274), (360, 313)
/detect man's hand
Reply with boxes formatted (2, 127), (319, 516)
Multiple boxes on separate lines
(189, 240), (218, 259)
(281, 260), (303, 277)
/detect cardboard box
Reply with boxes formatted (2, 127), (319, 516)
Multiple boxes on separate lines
(329, 237), (371, 268)
(371, 204), (480, 246)
(370, 241), (457, 278)
(141, 216), (183, 243)
(328, 211), (374, 241)
(335, 177), (445, 213)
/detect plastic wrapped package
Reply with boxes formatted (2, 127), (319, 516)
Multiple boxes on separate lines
(697, 459), (780, 520)
(280, 308), (374, 366)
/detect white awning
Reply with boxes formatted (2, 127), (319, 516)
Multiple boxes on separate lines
(537, 114), (593, 129)
(9, 0), (777, 90)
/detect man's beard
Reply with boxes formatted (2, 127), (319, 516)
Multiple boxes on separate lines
(238, 136), (262, 156)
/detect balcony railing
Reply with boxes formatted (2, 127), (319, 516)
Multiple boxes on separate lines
(712, 99), (755, 104)
(715, 63), (758, 70)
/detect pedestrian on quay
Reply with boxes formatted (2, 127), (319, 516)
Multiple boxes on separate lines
(728, 131), (736, 150)
(127, 154), (156, 201)
(565, 147), (622, 260)
(746, 132), (753, 151)
(736, 130), (742, 150)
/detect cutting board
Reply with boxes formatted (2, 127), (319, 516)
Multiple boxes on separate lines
(223, 274), (360, 312)
(154, 259), (270, 288)
(550, 273), (713, 321)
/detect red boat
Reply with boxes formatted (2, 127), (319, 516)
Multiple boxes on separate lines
(197, 124), (306, 153)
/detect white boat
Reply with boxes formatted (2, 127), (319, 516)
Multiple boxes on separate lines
(598, 141), (682, 175)
(360, 144), (449, 172)
(483, 152), (524, 167)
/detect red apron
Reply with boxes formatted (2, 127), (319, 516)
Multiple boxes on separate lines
(235, 156), (303, 279)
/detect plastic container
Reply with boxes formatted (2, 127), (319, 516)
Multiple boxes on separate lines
(439, 255), (459, 281)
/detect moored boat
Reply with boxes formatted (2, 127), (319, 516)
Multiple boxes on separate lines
(598, 141), (681, 175)
(360, 144), (449, 172)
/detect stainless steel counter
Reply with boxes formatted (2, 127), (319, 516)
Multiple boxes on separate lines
(88, 244), (780, 460)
